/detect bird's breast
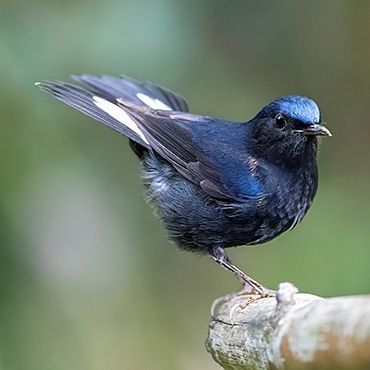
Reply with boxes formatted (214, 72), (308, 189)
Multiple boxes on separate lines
(265, 164), (318, 233)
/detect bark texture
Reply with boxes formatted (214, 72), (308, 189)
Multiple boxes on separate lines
(206, 283), (370, 370)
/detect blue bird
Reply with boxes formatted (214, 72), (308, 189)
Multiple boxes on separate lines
(37, 75), (332, 296)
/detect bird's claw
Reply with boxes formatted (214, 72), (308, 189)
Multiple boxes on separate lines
(240, 281), (276, 298)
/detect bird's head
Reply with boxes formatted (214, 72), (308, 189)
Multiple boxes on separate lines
(249, 95), (332, 167)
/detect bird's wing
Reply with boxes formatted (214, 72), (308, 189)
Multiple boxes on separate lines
(37, 76), (260, 202)
(120, 104), (263, 202)
(38, 75), (189, 147)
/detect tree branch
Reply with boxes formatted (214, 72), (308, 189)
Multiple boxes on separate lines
(206, 283), (370, 370)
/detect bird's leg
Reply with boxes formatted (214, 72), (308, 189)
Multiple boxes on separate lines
(209, 246), (275, 297)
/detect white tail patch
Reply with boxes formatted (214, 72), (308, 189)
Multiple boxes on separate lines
(93, 96), (149, 145)
(136, 93), (172, 111)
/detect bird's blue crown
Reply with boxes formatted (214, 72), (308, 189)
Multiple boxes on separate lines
(259, 95), (321, 125)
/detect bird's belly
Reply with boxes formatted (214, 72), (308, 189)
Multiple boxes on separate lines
(244, 183), (315, 246)
(220, 178), (316, 248)
(142, 155), (226, 252)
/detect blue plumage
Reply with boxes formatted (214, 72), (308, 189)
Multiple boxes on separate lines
(37, 75), (332, 296)
(258, 95), (321, 124)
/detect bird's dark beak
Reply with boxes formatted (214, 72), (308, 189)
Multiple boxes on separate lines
(303, 123), (332, 137)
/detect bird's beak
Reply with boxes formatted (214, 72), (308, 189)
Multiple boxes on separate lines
(303, 123), (332, 137)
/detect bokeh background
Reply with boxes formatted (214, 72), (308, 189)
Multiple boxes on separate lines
(1, 1), (369, 369)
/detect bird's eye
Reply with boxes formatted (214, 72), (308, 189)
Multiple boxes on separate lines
(274, 114), (287, 129)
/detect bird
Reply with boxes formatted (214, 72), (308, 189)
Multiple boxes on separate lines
(37, 75), (332, 297)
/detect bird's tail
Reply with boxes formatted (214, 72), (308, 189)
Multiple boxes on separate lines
(36, 74), (189, 147)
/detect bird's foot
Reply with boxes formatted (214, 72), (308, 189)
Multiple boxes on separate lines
(211, 280), (276, 320)
(238, 276), (276, 298)
(243, 283), (276, 298)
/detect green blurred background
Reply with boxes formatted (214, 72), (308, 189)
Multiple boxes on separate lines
(0, 1), (369, 369)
